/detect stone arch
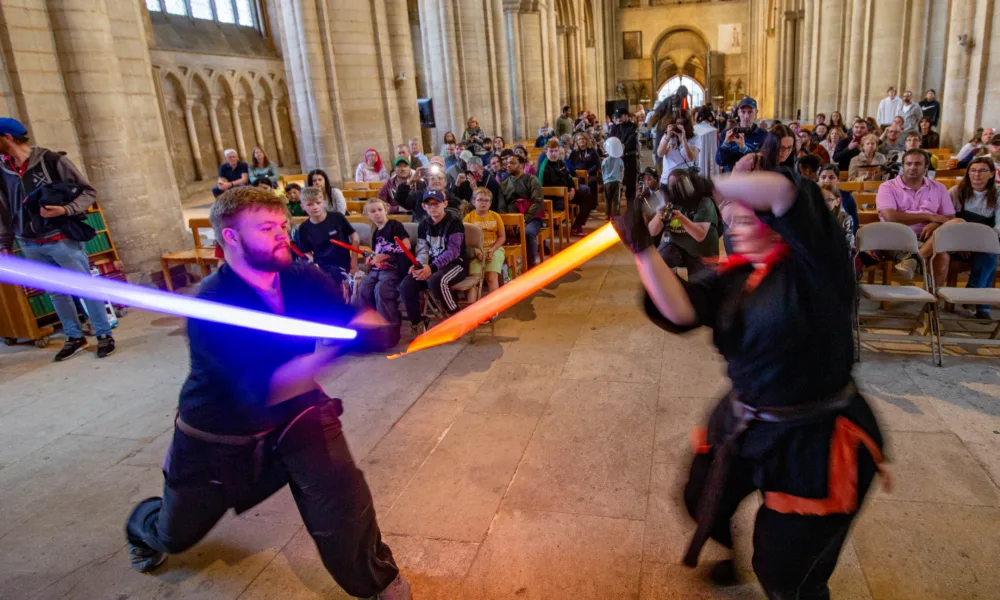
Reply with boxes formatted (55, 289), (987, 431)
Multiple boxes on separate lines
(160, 70), (198, 186)
(650, 26), (710, 91)
(273, 76), (298, 166)
(188, 71), (219, 168)
(583, 0), (595, 47)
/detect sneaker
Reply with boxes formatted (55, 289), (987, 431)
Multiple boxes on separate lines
(410, 318), (429, 336)
(376, 573), (412, 600)
(96, 335), (116, 358)
(129, 543), (166, 573)
(894, 257), (918, 281)
(54, 337), (88, 362)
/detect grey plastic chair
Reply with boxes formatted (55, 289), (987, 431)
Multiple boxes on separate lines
(855, 222), (940, 364)
(931, 222), (1000, 355)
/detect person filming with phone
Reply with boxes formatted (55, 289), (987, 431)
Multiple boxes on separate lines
(715, 96), (768, 173)
(657, 108), (700, 184)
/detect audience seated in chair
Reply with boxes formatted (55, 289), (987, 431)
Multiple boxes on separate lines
(499, 153), (544, 268)
(213, 149), (249, 197)
(464, 188), (506, 301)
(249, 147), (279, 187)
(307, 168), (347, 215)
(947, 157), (1000, 319)
(355, 148), (389, 183)
(354, 198), (412, 347)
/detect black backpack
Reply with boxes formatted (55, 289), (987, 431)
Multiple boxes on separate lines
(28, 151), (96, 242)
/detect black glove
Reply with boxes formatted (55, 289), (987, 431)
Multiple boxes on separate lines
(612, 193), (652, 254)
(664, 171), (714, 209)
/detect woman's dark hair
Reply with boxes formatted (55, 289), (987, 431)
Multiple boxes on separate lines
(969, 128), (984, 144)
(819, 163), (840, 176)
(250, 147), (270, 169)
(307, 169), (334, 204)
(829, 111), (844, 128)
(758, 124), (796, 171)
(443, 131), (457, 144)
(673, 109), (695, 140)
(255, 177), (273, 188)
(957, 157), (998, 211)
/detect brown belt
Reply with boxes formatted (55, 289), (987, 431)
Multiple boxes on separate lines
(683, 381), (858, 567)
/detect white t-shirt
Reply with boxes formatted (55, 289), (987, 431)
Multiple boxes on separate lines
(660, 142), (696, 183)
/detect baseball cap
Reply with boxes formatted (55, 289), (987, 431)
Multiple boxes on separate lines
(0, 117), (27, 137)
(422, 189), (447, 204)
(393, 157), (410, 168)
(989, 134), (1000, 146)
(459, 150), (474, 162)
(641, 167), (658, 179)
(737, 97), (758, 111)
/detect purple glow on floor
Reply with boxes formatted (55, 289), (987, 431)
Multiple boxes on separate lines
(0, 254), (356, 340)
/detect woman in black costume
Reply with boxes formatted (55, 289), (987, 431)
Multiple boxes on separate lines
(615, 171), (886, 600)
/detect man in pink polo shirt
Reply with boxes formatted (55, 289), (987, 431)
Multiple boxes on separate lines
(876, 149), (962, 285)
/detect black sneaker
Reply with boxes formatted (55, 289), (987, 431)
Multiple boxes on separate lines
(54, 337), (88, 362)
(129, 543), (166, 573)
(96, 335), (116, 358)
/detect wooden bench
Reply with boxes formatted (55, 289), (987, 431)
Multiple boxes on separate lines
(343, 182), (369, 191)
(342, 189), (377, 200)
(537, 200), (556, 262)
(280, 174), (308, 189)
(854, 193), (877, 209)
(160, 218), (216, 292)
(346, 214), (412, 224)
(934, 169), (966, 178)
(934, 177), (961, 190)
(346, 200), (367, 214)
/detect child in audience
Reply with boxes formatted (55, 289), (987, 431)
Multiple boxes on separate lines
(464, 188), (506, 301)
(602, 137), (624, 220)
(355, 198), (411, 347)
(295, 187), (359, 299)
(284, 182), (305, 216)
(821, 183), (856, 254)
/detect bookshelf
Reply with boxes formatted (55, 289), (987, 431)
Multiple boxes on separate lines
(0, 201), (125, 348)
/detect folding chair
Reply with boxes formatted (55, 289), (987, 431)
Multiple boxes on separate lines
(159, 218), (216, 292)
(931, 222), (1000, 359)
(855, 222), (941, 364)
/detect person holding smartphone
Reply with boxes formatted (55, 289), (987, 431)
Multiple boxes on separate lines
(657, 109), (700, 184)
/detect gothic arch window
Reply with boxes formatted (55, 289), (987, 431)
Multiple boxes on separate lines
(146, 0), (258, 29)
(657, 76), (705, 108)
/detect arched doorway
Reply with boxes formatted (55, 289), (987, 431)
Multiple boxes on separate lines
(657, 75), (705, 108)
(650, 27), (709, 93)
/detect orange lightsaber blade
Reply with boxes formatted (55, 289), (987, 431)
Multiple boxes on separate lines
(399, 223), (621, 356)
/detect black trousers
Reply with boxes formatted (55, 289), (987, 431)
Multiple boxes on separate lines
(571, 184), (596, 230)
(623, 155), (638, 208)
(658, 242), (711, 278)
(683, 449), (876, 600)
(399, 262), (466, 324)
(126, 401), (399, 598)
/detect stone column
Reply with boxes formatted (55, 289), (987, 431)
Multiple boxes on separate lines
(556, 25), (568, 108)
(782, 11), (797, 118)
(844, 0), (866, 116)
(539, 0), (555, 121)
(230, 96), (247, 159)
(505, 8), (527, 138)
(940, 0), (974, 149)
(566, 24), (580, 112)
(47, 0), (185, 275)
(183, 100), (205, 180)
(904, 0), (929, 95)
(546, 0), (561, 116)
(491, 0), (514, 139)
(250, 98), (265, 150)
(800, 2), (814, 120)
(207, 95), (224, 164)
(269, 99), (286, 167)
(816, 0), (845, 113)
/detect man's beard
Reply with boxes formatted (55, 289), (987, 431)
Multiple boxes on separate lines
(241, 239), (292, 272)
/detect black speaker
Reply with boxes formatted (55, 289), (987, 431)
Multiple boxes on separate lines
(606, 99), (629, 119)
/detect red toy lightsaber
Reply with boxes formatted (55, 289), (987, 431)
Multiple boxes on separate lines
(395, 236), (420, 267)
(329, 238), (372, 258)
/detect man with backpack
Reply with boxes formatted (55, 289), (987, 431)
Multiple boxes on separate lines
(0, 117), (116, 360)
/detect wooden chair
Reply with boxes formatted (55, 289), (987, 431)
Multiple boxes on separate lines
(500, 213), (527, 279)
(367, 181), (385, 190)
(857, 210), (879, 226)
(854, 193), (877, 209)
(346, 200), (367, 214)
(542, 186), (570, 251)
(839, 171), (849, 181)
(343, 182), (368, 191)
(342, 189), (369, 200)
(840, 181), (864, 192)
(536, 200), (556, 262)
(934, 169), (966, 178)
(282, 174), (308, 189)
(159, 218), (216, 292)
(934, 177), (961, 190)
(862, 180), (883, 191)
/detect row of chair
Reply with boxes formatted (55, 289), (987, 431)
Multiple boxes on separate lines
(856, 221), (1000, 366)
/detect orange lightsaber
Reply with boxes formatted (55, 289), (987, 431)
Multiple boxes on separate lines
(395, 236), (420, 266)
(394, 223), (621, 357)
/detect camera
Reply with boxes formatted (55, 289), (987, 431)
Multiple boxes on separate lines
(731, 126), (752, 136)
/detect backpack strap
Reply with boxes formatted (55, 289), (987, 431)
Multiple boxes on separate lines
(38, 150), (67, 185)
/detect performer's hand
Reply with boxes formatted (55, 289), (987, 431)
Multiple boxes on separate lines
(39, 205), (68, 219)
(613, 195), (653, 254)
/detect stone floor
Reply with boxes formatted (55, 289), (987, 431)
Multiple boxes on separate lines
(1, 242), (999, 600)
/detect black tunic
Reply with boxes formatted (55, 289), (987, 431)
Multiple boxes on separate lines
(645, 179), (883, 500)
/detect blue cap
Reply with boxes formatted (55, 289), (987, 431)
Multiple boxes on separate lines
(0, 118), (27, 137)
(737, 96), (758, 111)
(422, 189), (447, 204)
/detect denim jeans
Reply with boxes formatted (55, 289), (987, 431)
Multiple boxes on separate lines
(525, 218), (543, 267)
(967, 252), (999, 313)
(18, 238), (113, 338)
